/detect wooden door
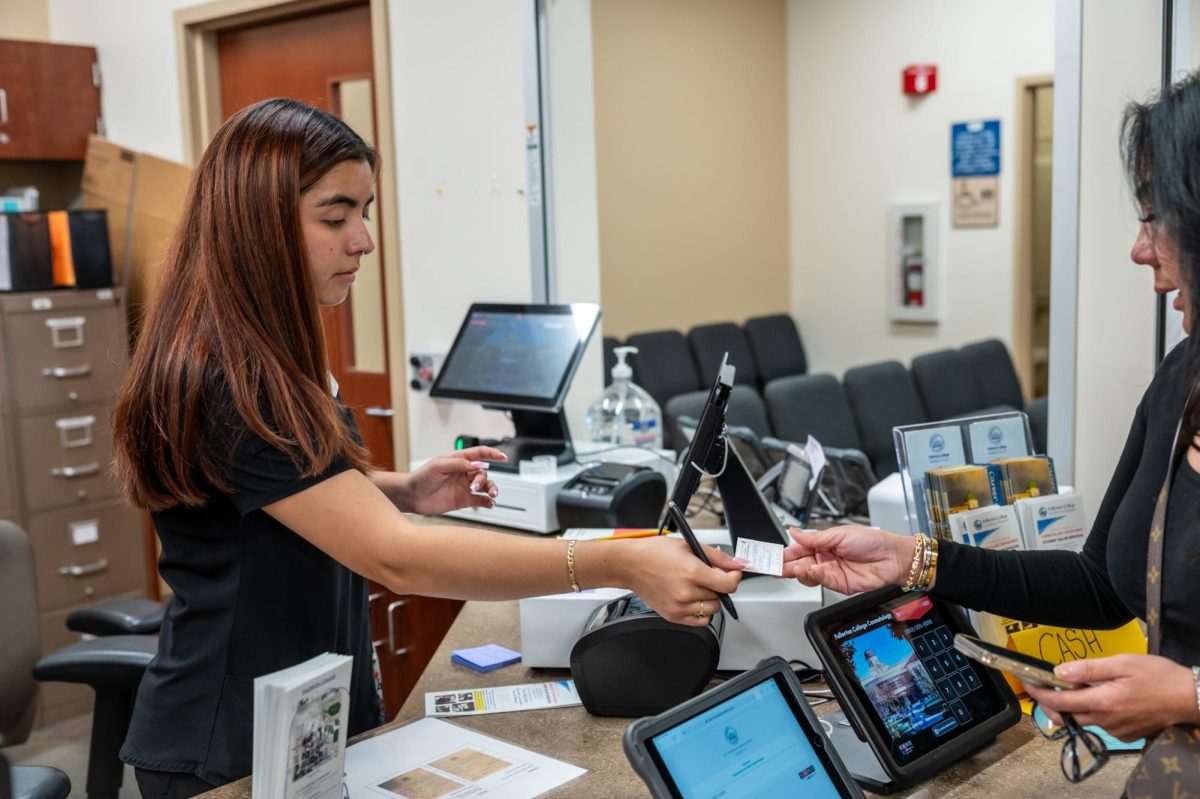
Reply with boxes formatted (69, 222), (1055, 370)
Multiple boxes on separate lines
(216, 3), (460, 717)
(0, 39), (101, 160)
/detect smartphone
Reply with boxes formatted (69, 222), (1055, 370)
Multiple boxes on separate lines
(953, 633), (1077, 690)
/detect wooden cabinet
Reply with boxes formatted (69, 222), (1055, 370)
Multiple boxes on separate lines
(369, 584), (462, 718)
(0, 288), (145, 723)
(0, 39), (102, 160)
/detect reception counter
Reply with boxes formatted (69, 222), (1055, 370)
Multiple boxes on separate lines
(202, 599), (1136, 798)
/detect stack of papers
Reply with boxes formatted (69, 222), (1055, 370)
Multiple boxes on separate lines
(452, 644), (522, 673)
(253, 653), (353, 799)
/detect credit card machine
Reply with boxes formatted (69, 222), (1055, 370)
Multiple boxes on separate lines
(555, 462), (667, 529)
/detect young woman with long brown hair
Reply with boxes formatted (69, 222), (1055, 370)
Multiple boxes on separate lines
(111, 98), (743, 798)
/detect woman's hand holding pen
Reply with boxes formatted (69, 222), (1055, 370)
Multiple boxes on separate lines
(582, 537), (746, 627)
(782, 526), (917, 594)
(402, 446), (506, 514)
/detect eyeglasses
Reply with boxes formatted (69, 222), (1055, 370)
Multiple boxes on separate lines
(1031, 702), (1109, 783)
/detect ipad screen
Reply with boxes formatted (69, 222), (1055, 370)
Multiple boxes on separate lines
(646, 674), (852, 799)
(820, 594), (1008, 766)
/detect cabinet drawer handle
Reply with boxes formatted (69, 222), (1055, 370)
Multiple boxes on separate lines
(365, 407), (394, 418)
(59, 558), (108, 577)
(0, 88), (7, 127)
(42, 365), (91, 379)
(45, 316), (87, 348)
(51, 462), (100, 479)
(386, 599), (409, 657)
(56, 415), (96, 448)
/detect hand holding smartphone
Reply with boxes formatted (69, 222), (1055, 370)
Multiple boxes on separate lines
(953, 634), (1077, 690)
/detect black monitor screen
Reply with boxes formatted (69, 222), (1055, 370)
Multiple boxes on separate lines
(430, 303), (600, 412)
(818, 594), (1009, 767)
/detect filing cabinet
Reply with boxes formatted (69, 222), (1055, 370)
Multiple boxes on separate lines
(0, 287), (145, 722)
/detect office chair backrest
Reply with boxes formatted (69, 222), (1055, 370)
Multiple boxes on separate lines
(687, 322), (759, 391)
(0, 522), (40, 748)
(842, 360), (928, 478)
(764, 373), (863, 451)
(626, 330), (703, 410)
(910, 348), (987, 421)
(602, 336), (621, 386)
(743, 314), (808, 385)
(960, 338), (1025, 410)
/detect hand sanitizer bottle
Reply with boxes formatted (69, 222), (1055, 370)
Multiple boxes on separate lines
(585, 346), (663, 449)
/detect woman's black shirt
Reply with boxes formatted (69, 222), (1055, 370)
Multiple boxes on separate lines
(935, 343), (1200, 665)
(120, 400), (379, 785)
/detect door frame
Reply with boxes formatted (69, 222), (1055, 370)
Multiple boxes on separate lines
(174, 0), (410, 468)
(1012, 73), (1054, 399)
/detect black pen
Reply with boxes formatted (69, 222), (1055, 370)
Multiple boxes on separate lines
(665, 501), (739, 620)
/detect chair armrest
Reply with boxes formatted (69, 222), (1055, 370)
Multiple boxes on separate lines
(66, 597), (164, 636)
(33, 635), (157, 688)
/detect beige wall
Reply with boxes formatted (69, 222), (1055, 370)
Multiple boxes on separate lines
(0, 0), (49, 41)
(787, 0), (1054, 375)
(592, 0), (790, 340)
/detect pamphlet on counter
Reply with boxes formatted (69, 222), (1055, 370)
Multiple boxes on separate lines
(253, 652), (352, 799)
(344, 717), (585, 798)
(425, 680), (581, 717)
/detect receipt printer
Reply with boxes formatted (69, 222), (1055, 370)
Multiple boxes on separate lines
(570, 593), (723, 717)
(555, 462), (667, 529)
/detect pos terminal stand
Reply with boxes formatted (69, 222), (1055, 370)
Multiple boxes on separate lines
(662, 355), (791, 558)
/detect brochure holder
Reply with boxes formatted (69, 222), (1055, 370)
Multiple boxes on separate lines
(892, 411), (1034, 536)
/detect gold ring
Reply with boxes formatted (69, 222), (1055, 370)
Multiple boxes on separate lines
(695, 600), (706, 618)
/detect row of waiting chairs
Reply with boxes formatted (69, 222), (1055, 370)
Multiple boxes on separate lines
(603, 314), (809, 403)
(605, 317), (1046, 479)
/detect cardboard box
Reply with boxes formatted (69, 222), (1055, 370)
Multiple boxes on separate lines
(81, 136), (191, 336)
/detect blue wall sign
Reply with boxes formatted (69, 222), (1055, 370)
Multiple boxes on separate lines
(951, 120), (1001, 177)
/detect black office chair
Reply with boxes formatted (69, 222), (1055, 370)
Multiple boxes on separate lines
(602, 336), (621, 387)
(743, 314), (807, 386)
(842, 360), (929, 478)
(960, 338), (1026, 410)
(763, 373), (863, 451)
(626, 330), (704, 411)
(910, 348), (989, 421)
(1025, 395), (1049, 454)
(2, 753), (70, 799)
(687, 322), (759, 392)
(0, 525), (73, 799)
(0, 520), (158, 799)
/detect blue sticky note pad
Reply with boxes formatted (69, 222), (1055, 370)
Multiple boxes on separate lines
(451, 643), (522, 673)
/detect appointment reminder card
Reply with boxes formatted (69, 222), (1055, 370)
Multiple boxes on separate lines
(734, 538), (784, 576)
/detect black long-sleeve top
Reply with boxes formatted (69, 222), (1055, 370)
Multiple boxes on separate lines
(934, 343), (1200, 666)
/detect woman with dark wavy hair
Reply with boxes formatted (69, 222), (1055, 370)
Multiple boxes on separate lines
(111, 98), (743, 798)
(781, 73), (1200, 747)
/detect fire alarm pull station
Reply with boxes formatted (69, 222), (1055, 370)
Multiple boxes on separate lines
(903, 64), (938, 96)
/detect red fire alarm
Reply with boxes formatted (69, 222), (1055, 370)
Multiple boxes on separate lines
(903, 64), (938, 96)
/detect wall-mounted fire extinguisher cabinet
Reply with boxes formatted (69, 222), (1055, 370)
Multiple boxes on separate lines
(888, 202), (939, 323)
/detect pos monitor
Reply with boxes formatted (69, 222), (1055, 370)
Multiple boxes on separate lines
(429, 303), (600, 470)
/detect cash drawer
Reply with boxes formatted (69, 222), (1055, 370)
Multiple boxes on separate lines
(17, 407), (118, 511)
(27, 501), (144, 611)
(5, 304), (126, 412)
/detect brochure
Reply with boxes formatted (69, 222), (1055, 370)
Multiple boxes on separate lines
(425, 680), (581, 717)
(344, 717), (585, 798)
(253, 652), (353, 799)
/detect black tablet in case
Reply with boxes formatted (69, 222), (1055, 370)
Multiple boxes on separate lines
(623, 656), (864, 799)
(805, 586), (1020, 791)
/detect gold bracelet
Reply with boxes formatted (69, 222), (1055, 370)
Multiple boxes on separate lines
(918, 537), (940, 591)
(902, 534), (926, 591)
(566, 539), (581, 593)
